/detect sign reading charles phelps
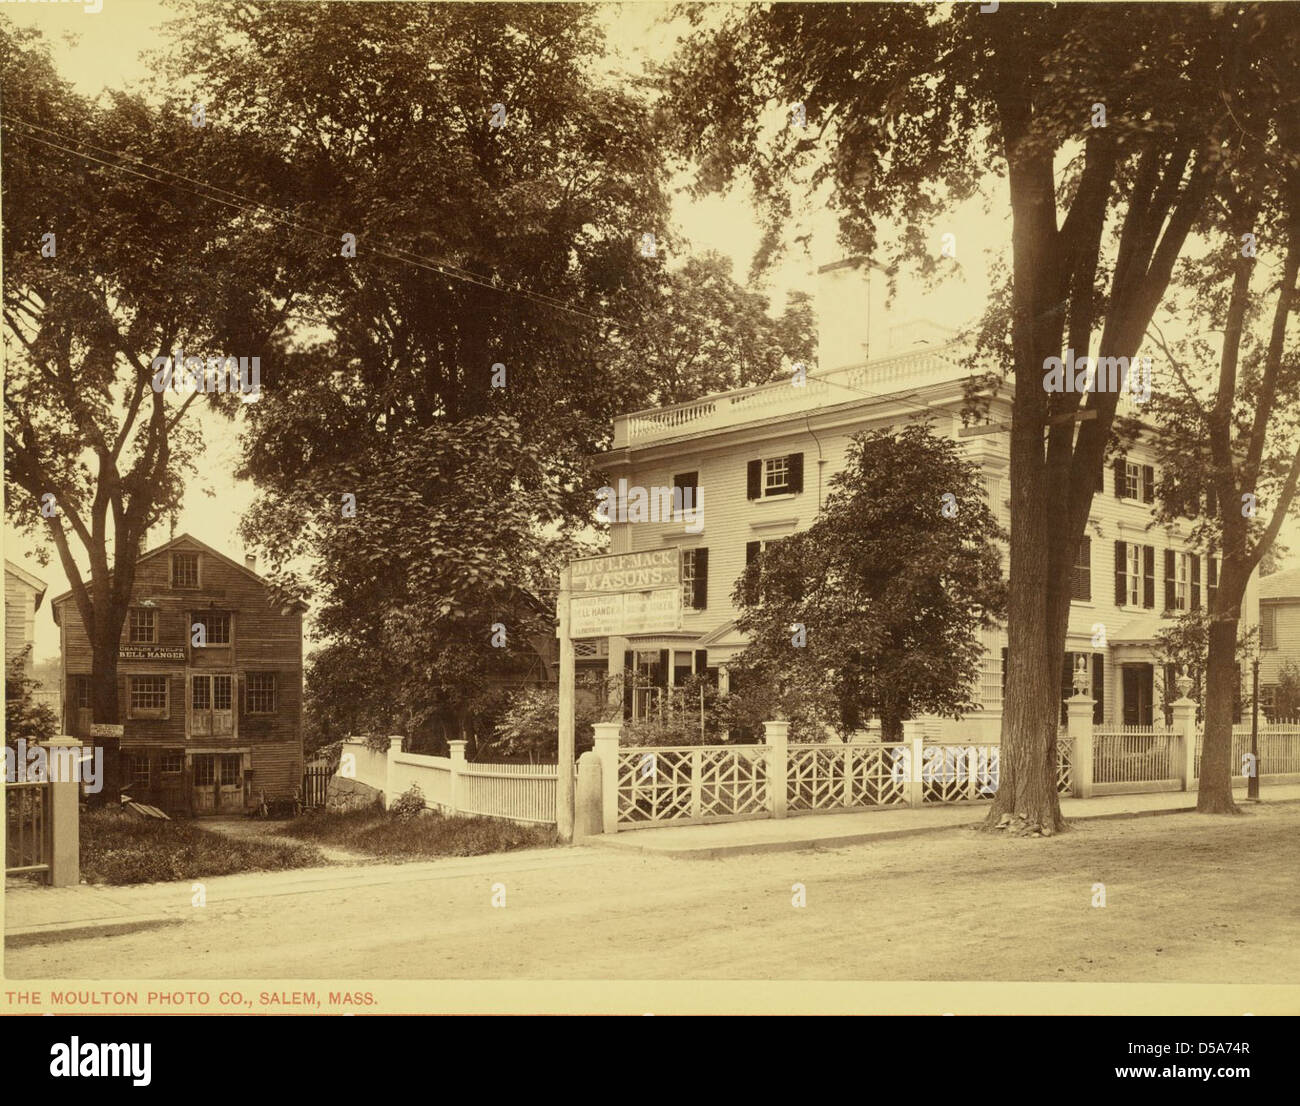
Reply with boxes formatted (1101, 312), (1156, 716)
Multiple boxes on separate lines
(119, 645), (186, 661)
(568, 549), (682, 636)
(569, 549), (680, 593)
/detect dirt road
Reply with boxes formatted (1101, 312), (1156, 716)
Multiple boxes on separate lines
(8, 804), (1298, 982)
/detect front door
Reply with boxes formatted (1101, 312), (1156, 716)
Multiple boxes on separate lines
(191, 754), (244, 814)
(1122, 664), (1154, 726)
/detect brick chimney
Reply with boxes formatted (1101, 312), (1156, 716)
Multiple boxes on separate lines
(245, 554), (257, 572)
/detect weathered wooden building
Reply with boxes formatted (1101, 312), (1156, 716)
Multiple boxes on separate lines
(50, 534), (306, 815)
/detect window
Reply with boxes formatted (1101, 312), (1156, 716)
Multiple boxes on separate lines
(1261, 605), (1277, 649)
(672, 471), (699, 509)
(1071, 537), (1091, 602)
(682, 548), (708, 610)
(1114, 541), (1154, 608)
(192, 610), (231, 646)
(191, 674), (234, 734)
(75, 676), (92, 709)
(193, 756), (215, 786)
(1163, 551), (1201, 613)
(159, 750), (185, 775)
(1114, 456), (1155, 503)
(747, 454), (804, 499)
(128, 608), (157, 644)
(247, 672), (277, 714)
(125, 753), (150, 790)
(172, 551), (199, 588)
(129, 675), (168, 716)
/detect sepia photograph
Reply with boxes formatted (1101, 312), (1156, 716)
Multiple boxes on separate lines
(2, 0), (1298, 1042)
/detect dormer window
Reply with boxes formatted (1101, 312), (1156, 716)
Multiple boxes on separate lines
(172, 551), (199, 588)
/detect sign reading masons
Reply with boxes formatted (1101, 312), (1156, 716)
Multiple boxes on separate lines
(569, 550), (682, 636)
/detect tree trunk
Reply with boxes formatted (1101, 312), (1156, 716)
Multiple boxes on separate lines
(1197, 569), (1247, 814)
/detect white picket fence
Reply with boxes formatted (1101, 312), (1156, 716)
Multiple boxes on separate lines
(1194, 723), (1300, 779)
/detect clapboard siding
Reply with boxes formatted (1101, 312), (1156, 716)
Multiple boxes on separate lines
(51, 535), (304, 806)
(1259, 598), (1300, 691)
(599, 369), (1260, 738)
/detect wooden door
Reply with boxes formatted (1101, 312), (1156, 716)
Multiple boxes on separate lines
(217, 754), (243, 813)
(192, 755), (217, 813)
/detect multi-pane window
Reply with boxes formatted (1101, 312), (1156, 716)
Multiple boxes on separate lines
(1173, 553), (1190, 610)
(125, 753), (150, 790)
(129, 675), (167, 714)
(682, 549), (709, 610)
(159, 751), (185, 775)
(1124, 462), (1143, 500)
(1126, 544), (1142, 606)
(1261, 605), (1278, 649)
(764, 456), (790, 493)
(191, 674), (233, 710)
(247, 672), (277, 714)
(128, 609), (156, 643)
(1071, 537), (1091, 602)
(75, 676), (92, 709)
(172, 551), (199, 588)
(191, 674), (233, 735)
(192, 611), (231, 645)
(193, 757), (215, 786)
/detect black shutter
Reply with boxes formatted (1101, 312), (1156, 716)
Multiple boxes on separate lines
(747, 460), (762, 500)
(1208, 556), (1218, 610)
(673, 471), (698, 494)
(1164, 549), (1176, 611)
(746, 540), (761, 566)
(1143, 545), (1156, 608)
(692, 548), (708, 609)
(1092, 653), (1105, 724)
(1191, 555), (1201, 610)
(1142, 465), (1156, 504)
(1072, 537), (1091, 601)
(1114, 457), (1127, 498)
(623, 650), (634, 721)
(1114, 541), (1127, 605)
(788, 453), (804, 494)
(1096, 465), (1105, 492)
(694, 649), (708, 676)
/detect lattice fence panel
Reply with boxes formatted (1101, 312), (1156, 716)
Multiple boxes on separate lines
(616, 750), (692, 825)
(700, 748), (768, 818)
(788, 746), (847, 811)
(849, 745), (909, 807)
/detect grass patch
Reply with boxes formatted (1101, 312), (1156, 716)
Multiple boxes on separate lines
(80, 807), (326, 886)
(276, 807), (556, 860)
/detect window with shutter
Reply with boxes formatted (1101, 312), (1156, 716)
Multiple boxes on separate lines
(746, 460), (762, 500)
(1142, 545), (1156, 608)
(1261, 605), (1277, 649)
(1164, 549), (1176, 611)
(682, 548), (708, 610)
(1071, 537), (1091, 601)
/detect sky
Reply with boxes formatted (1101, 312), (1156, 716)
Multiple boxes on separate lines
(5, 0), (1290, 666)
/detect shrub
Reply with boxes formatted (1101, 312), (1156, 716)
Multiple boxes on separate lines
(390, 783), (426, 820)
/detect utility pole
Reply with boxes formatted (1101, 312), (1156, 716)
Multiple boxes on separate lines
(556, 565), (575, 842)
(1249, 656), (1260, 801)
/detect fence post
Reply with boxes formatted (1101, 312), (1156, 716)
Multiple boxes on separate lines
(591, 722), (621, 834)
(38, 736), (82, 888)
(904, 720), (925, 808)
(763, 720), (789, 819)
(1171, 681), (1197, 791)
(447, 739), (467, 815)
(1067, 694), (1095, 799)
(384, 735), (403, 811)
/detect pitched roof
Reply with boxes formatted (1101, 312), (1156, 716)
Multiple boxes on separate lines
(5, 560), (48, 609)
(1260, 567), (1300, 600)
(47, 533), (307, 613)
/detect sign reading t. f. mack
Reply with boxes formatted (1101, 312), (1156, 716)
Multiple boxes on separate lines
(568, 549), (682, 636)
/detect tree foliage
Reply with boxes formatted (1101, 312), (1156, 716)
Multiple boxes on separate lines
(730, 423), (1006, 741)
